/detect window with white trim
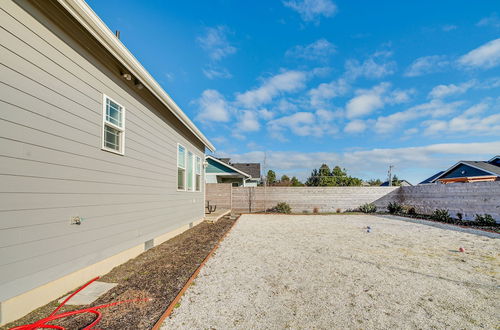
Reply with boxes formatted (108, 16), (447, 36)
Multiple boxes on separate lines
(195, 156), (201, 192)
(177, 145), (186, 190)
(102, 95), (125, 154)
(187, 151), (194, 191)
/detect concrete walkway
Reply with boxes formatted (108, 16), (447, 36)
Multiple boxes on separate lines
(162, 214), (499, 329)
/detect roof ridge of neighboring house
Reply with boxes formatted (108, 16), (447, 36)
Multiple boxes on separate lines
(56, 0), (215, 152)
(206, 156), (252, 178)
(431, 160), (500, 182)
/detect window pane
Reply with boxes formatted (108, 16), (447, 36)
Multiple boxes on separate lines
(178, 168), (185, 190)
(195, 156), (201, 174)
(104, 125), (120, 151)
(187, 152), (193, 190)
(195, 174), (201, 191)
(178, 145), (185, 168)
(106, 98), (123, 127)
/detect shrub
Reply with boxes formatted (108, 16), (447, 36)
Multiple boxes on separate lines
(402, 205), (417, 216)
(268, 202), (291, 214)
(456, 212), (463, 221)
(359, 203), (377, 213)
(475, 214), (496, 225)
(336, 208), (341, 213)
(387, 202), (403, 214)
(313, 207), (319, 214)
(432, 209), (452, 223)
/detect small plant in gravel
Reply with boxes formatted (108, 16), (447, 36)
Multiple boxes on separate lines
(432, 209), (452, 223)
(313, 207), (319, 214)
(475, 214), (496, 225)
(359, 203), (377, 213)
(387, 202), (403, 214)
(336, 208), (341, 213)
(402, 205), (417, 216)
(268, 202), (292, 214)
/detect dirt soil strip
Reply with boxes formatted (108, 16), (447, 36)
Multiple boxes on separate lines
(152, 215), (240, 329)
(2, 216), (236, 330)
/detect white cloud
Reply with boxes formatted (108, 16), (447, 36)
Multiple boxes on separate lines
(422, 102), (500, 136)
(237, 111), (260, 132)
(458, 38), (500, 69)
(345, 51), (396, 80)
(442, 24), (457, 32)
(267, 111), (337, 140)
(283, 0), (337, 23)
(197, 26), (237, 61)
(202, 66), (232, 79)
(428, 80), (476, 99)
(344, 120), (367, 133)
(286, 39), (336, 62)
(258, 109), (275, 120)
(309, 78), (350, 107)
(221, 141), (500, 182)
(373, 99), (462, 134)
(236, 70), (308, 108)
(477, 13), (500, 29)
(196, 89), (232, 122)
(345, 83), (389, 119)
(404, 55), (450, 77)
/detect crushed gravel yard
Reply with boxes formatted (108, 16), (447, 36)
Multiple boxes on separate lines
(163, 214), (499, 329)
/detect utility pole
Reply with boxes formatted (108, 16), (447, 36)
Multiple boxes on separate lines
(388, 165), (394, 186)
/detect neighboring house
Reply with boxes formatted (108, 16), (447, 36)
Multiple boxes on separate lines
(380, 180), (413, 186)
(0, 0), (214, 325)
(205, 156), (261, 187)
(419, 156), (500, 184)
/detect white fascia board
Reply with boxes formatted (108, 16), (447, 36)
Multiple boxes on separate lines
(56, 0), (215, 152)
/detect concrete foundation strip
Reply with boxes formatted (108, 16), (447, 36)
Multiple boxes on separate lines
(152, 215), (241, 329)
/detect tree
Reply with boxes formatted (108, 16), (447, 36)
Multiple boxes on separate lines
(306, 164), (362, 187)
(367, 179), (382, 186)
(280, 175), (290, 183)
(266, 170), (276, 185)
(391, 175), (401, 186)
(290, 176), (303, 186)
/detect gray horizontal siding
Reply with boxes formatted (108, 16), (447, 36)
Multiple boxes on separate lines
(0, 0), (205, 301)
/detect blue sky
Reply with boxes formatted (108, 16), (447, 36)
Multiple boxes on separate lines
(87, 0), (500, 183)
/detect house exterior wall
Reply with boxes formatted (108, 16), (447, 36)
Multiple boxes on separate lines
(0, 0), (206, 322)
(440, 164), (492, 180)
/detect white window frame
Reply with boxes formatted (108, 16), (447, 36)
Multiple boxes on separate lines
(101, 94), (125, 155)
(177, 143), (187, 191)
(195, 155), (202, 192)
(187, 151), (194, 192)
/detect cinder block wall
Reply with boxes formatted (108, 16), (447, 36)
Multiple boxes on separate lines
(205, 183), (232, 210)
(230, 186), (398, 213)
(374, 181), (500, 221)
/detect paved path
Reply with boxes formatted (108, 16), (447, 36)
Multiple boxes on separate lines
(162, 214), (499, 329)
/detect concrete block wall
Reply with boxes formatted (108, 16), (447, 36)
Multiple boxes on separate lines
(230, 186), (398, 214)
(374, 181), (500, 221)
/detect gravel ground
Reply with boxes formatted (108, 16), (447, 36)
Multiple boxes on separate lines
(162, 214), (499, 329)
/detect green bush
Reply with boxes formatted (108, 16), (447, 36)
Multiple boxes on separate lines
(475, 214), (496, 225)
(456, 212), (463, 221)
(402, 205), (417, 216)
(359, 203), (377, 213)
(387, 202), (403, 214)
(268, 202), (291, 214)
(432, 209), (452, 223)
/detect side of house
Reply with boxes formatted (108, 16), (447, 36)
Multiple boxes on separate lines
(205, 156), (252, 186)
(0, 0), (213, 324)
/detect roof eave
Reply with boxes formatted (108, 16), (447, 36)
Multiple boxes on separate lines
(431, 161), (499, 182)
(206, 156), (252, 178)
(56, 0), (215, 152)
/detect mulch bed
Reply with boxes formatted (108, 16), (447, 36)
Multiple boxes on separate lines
(2, 216), (236, 330)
